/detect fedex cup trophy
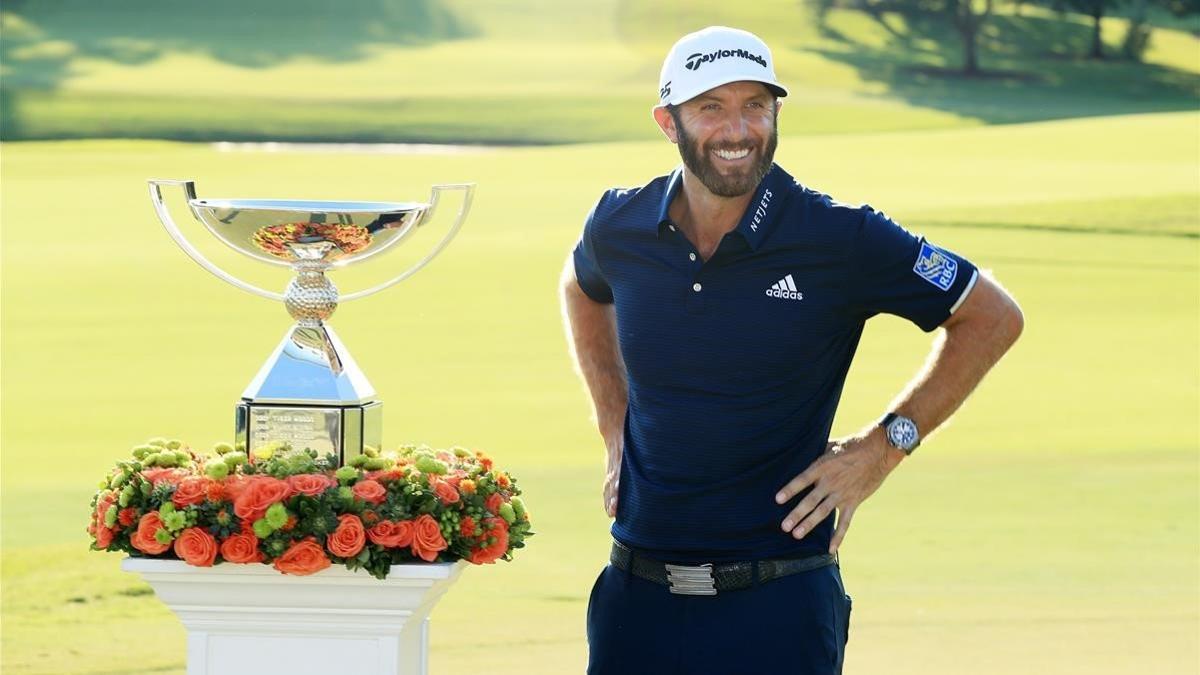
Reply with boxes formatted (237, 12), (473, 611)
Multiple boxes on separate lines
(149, 180), (473, 465)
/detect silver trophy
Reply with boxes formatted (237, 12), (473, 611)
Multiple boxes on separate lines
(149, 180), (473, 464)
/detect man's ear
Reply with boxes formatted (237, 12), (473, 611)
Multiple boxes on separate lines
(652, 106), (679, 144)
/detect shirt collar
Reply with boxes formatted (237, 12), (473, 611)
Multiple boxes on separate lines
(655, 163), (791, 251)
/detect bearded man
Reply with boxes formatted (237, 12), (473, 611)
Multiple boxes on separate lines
(560, 26), (1024, 674)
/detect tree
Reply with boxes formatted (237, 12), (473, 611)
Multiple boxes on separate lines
(1122, 0), (1200, 60)
(1057, 0), (1126, 58)
(948, 0), (995, 74)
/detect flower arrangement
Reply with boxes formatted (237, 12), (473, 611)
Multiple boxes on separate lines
(88, 439), (532, 579)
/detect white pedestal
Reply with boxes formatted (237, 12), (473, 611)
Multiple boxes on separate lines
(122, 557), (466, 675)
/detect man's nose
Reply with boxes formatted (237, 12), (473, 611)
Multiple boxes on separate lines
(721, 109), (750, 140)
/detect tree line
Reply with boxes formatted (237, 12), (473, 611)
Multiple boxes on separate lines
(816, 0), (1199, 75)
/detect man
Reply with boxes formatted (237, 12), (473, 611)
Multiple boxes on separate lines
(560, 26), (1023, 674)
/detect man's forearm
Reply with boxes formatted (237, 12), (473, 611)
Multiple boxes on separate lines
(873, 272), (1025, 452)
(560, 260), (628, 448)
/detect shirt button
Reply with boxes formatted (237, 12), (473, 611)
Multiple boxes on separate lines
(688, 252), (697, 261)
(668, 224), (677, 232)
(692, 283), (702, 292)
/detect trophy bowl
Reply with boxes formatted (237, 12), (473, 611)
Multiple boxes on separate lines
(149, 179), (474, 464)
(187, 198), (430, 267)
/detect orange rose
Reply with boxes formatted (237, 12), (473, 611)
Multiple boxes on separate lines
(287, 473), (334, 497)
(352, 479), (388, 505)
(172, 477), (210, 508)
(233, 476), (292, 521)
(174, 527), (218, 567)
(94, 524), (115, 549)
(468, 517), (509, 565)
(142, 467), (184, 486)
(273, 538), (330, 576)
(131, 512), (171, 555)
(220, 532), (262, 563)
(410, 514), (448, 562)
(367, 520), (413, 548)
(433, 479), (460, 505)
(327, 514), (366, 558)
(485, 493), (503, 516)
(365, 469), (405, 482)
(224, 475), (251, 501)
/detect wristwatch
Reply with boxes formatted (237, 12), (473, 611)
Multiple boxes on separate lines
(879, 413), (920, 454)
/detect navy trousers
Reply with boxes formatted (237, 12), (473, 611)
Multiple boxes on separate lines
(586, 560), (851, 675)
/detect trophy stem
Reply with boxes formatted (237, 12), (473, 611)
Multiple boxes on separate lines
(285, 246), (339, 327)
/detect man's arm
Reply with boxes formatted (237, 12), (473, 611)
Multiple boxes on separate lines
(774, 272), (1025, 552)
(560, 255), (628, 517)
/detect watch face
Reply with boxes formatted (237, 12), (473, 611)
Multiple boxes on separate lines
(888, 418), (919, 450)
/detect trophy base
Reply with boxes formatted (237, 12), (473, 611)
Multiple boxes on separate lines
(235, 401), (381, 466)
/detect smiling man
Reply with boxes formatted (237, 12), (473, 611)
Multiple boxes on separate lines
(560, 26), (1023, 674)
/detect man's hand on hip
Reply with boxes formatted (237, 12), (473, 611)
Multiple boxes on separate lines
(774, 429), (905, 553)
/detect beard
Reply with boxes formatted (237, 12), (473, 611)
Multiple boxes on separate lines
(672, 109), (778, 198)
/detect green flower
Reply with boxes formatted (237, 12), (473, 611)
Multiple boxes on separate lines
(148, 438), (168, 448)
(363, 457), (390, 471)
(166, 439), (183, 450)
(103, 505), (119, 528)
(223, 451), (248, 469)
(154, 528), (173, 545)
(205, 461), (230, 480)
(252, 518), (275, 539)
(160, 509), (186, 532)
(335, 466), (358, 484)
(511, 496), (527, 520)
(213, 442), (235, 455)
(415, 456), (448, 475)
(264, 502), (289, 529)
(498, 502), (517, 525)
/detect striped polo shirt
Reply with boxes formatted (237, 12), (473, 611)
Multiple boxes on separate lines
(573, 163), (978, 563)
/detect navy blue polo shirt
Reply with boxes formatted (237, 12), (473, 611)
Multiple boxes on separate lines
(573, 164), (979, 563)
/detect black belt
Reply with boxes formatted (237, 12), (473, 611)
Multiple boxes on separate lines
(609, 540), (837, 596)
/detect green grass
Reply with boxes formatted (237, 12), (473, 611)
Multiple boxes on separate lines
(1, 0), (1197, 143)
(2, 109), (1198, 673)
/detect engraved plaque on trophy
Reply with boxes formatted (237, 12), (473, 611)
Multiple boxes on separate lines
(149, 180), (473, 465)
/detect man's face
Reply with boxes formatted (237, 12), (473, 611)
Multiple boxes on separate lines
(667, 81), (779, 198)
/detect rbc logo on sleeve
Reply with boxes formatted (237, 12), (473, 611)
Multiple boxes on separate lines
(912, 241), (957, 291)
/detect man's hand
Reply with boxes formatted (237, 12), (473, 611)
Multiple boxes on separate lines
(774, 429), (905, 553)
(603, 436), (622, 517)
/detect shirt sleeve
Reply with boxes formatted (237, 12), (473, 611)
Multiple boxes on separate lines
(572, 199), (614, 304)
(850, 206), (978, 332)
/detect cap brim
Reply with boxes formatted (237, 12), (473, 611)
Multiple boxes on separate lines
(663, 76), (788, 107)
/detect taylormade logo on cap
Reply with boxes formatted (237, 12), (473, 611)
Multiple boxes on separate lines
(658, 26), (788, 106)
(684, 48), (768, 72)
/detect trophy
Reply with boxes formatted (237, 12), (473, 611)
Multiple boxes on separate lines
(149, 180), (473, 465)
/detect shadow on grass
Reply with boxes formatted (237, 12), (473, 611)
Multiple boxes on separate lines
(805, 7), (1200, 124)
(0, 0), (474, 138)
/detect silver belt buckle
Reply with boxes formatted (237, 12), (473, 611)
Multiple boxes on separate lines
(664, 563), (717, 595)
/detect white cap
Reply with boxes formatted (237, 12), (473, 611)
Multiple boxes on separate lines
(657, 26), (788, 107)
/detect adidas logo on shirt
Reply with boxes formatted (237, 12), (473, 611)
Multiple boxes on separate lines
(766, 274), (804, 300)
